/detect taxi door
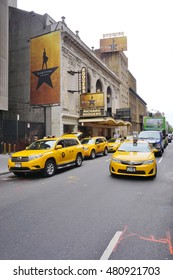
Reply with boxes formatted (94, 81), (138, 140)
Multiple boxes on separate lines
(55, 139), (71, 165)
(95, 138), (103, 154)
(63, 138), (76, 162)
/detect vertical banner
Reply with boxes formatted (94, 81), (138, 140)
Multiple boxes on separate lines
(81, 67), (87, 94)
(30, 31), (60, 105)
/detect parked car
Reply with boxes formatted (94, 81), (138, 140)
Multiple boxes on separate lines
(164, 134), (168, 148)
(81, 136), (108, 159)
(167, 133), (172, 143)
(138, 130), (164, 156)
(8, 136), (84, 177)
(107, 138), (123, 152)
(109, 140), (157, 178)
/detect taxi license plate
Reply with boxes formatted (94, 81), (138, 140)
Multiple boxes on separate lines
(15, 163), (21, 167)
(126, 166), (136, 172)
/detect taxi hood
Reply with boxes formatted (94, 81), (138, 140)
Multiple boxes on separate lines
(114, 151), (153, 161)
(11, 149), (48, 157)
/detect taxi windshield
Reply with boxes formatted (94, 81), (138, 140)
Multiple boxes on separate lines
(27, 140), (56, 150)
(138, 131), (160, 140)
(118, 142), (151, 152)
(81, 138), (95, 144)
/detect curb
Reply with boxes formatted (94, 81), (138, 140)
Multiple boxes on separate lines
(0, 171), (10, 175)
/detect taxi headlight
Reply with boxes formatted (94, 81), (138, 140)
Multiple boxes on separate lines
(28, 154), (43, 160)
(111, 157), (121, 163)
(143, 159), (154, 164)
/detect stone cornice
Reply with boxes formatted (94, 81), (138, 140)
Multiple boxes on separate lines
(61, 29), (121, 84)
(129, 87), (147, 105)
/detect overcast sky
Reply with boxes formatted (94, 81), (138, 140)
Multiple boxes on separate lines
(17, 0), (173, 125)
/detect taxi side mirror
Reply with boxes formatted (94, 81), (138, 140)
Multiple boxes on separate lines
(55, 144), (63, 150)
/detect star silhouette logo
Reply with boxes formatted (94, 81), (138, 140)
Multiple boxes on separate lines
(32, 48), (58, 90)
(32, 67), (58, 90)
(89, 96), (96, 106)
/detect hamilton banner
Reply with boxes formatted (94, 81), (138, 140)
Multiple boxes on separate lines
(80, 92), (105, 117)
(100, 36), (127, 53)
(30, 31), (60, 105)
(80, 93), (104, 108)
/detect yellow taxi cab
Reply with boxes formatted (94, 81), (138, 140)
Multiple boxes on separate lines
(80, 136), (108, 159)
(109, 139), (157, 178)
(8, 136), (84, 177)
(107, 138), (123, 152)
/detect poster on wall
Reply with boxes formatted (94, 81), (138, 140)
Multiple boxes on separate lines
(30, 31), (60, 105)
(80, 93), (104, 108)
(79, 92), (105, 117)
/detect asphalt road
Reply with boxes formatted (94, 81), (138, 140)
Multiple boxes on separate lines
(0, 143), (173, 260)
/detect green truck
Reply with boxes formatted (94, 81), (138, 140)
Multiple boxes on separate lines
(142, 116), (168, 151)
(143, 116), (168, 137)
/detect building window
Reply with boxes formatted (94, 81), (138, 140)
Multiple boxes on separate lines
(96, 79), (102, 92)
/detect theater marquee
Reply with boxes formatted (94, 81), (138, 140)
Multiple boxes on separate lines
(30, 31), (60, 105)
(80, 92), (105, 117)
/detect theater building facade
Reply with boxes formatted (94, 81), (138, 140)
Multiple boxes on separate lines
(5, 8), (132, 149)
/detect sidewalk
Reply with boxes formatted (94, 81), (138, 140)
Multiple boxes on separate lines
(0, 154), (10, 174)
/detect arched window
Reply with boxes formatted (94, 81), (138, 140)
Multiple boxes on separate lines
(107, 86), (112, 105)
(107, 86), (112, 117)
(87, 72), (91, 93)
(96, 79), (102, 92)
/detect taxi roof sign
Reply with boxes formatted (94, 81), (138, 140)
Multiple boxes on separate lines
(133, 131), (138, 145)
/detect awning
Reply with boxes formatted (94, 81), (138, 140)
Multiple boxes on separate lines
(79, 117), (132, 127)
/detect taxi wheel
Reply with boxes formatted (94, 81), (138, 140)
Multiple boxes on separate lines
(158, 150), (162, 156)
(76, 153), (83, 167)
(103, 147), (108, 156)
(43, 159), (56, 177)
(90, 149), (96, 159)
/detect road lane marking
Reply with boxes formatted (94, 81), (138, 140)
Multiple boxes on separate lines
(138, 230), (173, 255)
(115, 225), (173, 256)
(158, 157), (163, 163)
(100, 231), (122, 260)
